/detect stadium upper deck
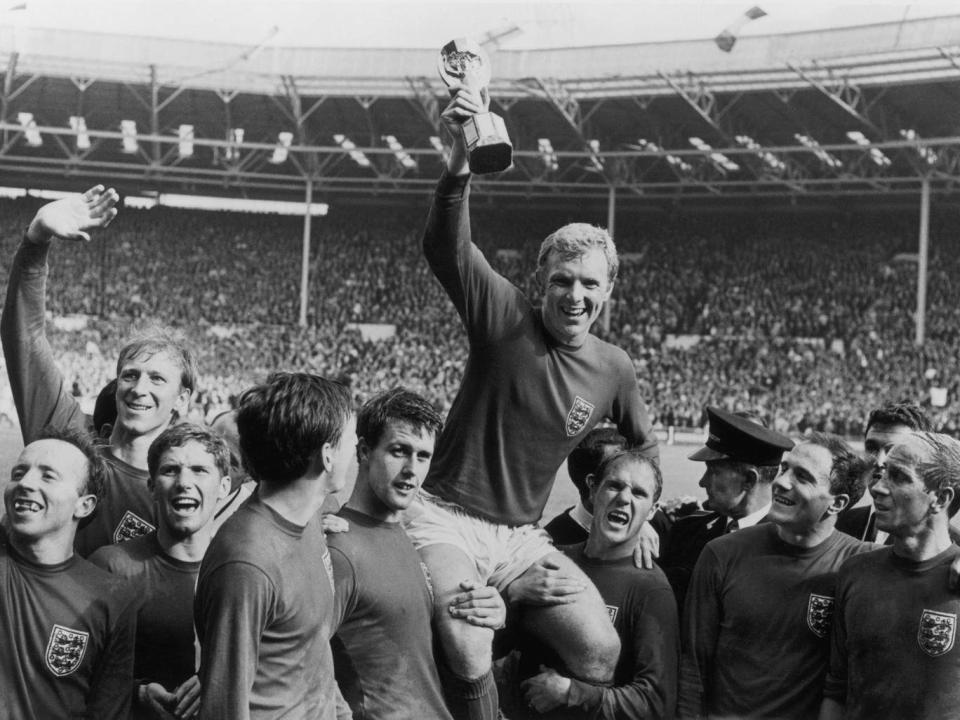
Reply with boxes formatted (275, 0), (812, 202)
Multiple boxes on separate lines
(3, 13), (960, 207)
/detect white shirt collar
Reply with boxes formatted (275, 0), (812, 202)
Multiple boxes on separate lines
(735, 502), (772, 529)
(569, 501), (593, 532)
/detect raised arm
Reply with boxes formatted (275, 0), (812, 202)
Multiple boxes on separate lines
(1, 185), (119, 443)
(422, 86), (525, 341)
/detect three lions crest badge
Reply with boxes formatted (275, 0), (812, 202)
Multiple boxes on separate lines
(45, 624), (89, 677)
(565, 396), (595, 437)
(918, 609), (957, 657)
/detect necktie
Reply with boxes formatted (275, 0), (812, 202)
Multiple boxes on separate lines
(725, 519), (739, 533)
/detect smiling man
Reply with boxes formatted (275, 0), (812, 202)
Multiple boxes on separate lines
(90, 424), (232, 720)
(514, 450), (678, 720)
(329, 388), (506, 720)
(411, 82), (657, 720)
(821, 432), (960, 720)
(0, 427), (137, 720)
(1, 186), (199, 557)
(679, 433), (872, 720)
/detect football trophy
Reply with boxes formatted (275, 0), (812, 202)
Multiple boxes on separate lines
(437, 37), (513, 174)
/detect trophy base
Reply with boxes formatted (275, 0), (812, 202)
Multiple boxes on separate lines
(462, 112), (513, 174)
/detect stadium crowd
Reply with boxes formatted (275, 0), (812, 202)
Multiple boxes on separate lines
(2, 193), (959, 436)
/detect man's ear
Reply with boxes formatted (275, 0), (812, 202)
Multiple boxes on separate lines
(826, 493), (850, 516)
(172, 387), (191, 420)
(74, 493), (97, 521)
(740, 467), (760, 492)
(320, 442), (335, 476)
(356, 438), (370, 466)
(217, 474), (231, 501)
(932, 487), (954, 516)
(586, 473), (602, 502)
(602, 281), (614, 303)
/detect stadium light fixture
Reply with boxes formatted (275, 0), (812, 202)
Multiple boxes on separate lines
(270, 131), (293, 164)
(636, 138), (692, 173)
(734, 134), (784, 172)
(794, 133), (842, 169)
(587, 139), (604, 172)
(68, 116), (90, 151)
(537, 138), (558, 171)
(224, 128), (244, 162)
(333, 133), (371, 168)
(178, 124), (194, 159)
(120, 120), (138, 154)
(17, 112), (42, 147)
(689, 137), (739, 172)
(899, 129), (938, 166)
(382, 134), (417, 169)
(846, 130), (891, 167)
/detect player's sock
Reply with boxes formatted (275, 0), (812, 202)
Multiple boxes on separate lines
(446, 668), (499, 720)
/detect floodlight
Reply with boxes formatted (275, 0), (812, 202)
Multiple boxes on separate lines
(734, 134), (784, 172)
(270, 131), (293, 164)
(637, 138), (692, 173)
(17, 112), (42, 147)
(537, 138), (558, 171)
(846, 130), (891, 167)
(794, 133), (842, 169)
(587, 139), (604, 172)
(178, 125), (194, 159)
(382, 135), (417, 169)
(689, 137), (739, 172)
(120, 120), (138, 154)
(225, 128), (244, 162)
(69, 116), (90, 151)
(333, 133), (371, 168)
(899, 129), (937, 166)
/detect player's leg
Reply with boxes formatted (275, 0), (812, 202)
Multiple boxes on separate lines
(419, 542), (499, 720)
(512, 550), (620, 683)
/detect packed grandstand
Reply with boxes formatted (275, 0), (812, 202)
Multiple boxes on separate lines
(1, 9), (959, 438)
(1, 194), (958, 437)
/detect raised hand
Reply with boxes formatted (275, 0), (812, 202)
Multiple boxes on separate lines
(26, 184), (119, 244)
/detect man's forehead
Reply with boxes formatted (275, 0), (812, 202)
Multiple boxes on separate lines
(865, 423), (914, 446)
(783, 442), (832, 478)
(120, 349), (181, 373)
(603, 456), (655, 487)
(159, 440), (218, 465)
(380, 419), (436, 444)
(543, 247), (609, 275)
(886, 435), (927, 468)
(18, 439), (88, 475)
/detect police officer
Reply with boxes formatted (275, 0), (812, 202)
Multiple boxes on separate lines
(659, 406), (793, 613)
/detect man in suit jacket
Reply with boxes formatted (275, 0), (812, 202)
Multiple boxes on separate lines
(659, 407), (793, 613)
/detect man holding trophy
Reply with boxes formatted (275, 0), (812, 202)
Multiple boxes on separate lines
(406, 37), (660, 720)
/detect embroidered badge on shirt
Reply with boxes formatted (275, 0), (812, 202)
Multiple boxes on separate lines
(113, 511), (156, 543)
(565, 396), (595, 437)
(45, 624), (89, 677)
(918, 609), (957, 657)
(606, 605), (619, 624)
(806, 594), (835, 638)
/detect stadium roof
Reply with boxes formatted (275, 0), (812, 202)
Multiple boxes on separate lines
(3, 1), (960, 210)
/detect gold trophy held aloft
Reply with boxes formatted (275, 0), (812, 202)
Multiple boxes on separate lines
(437, 37), (513, 174)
